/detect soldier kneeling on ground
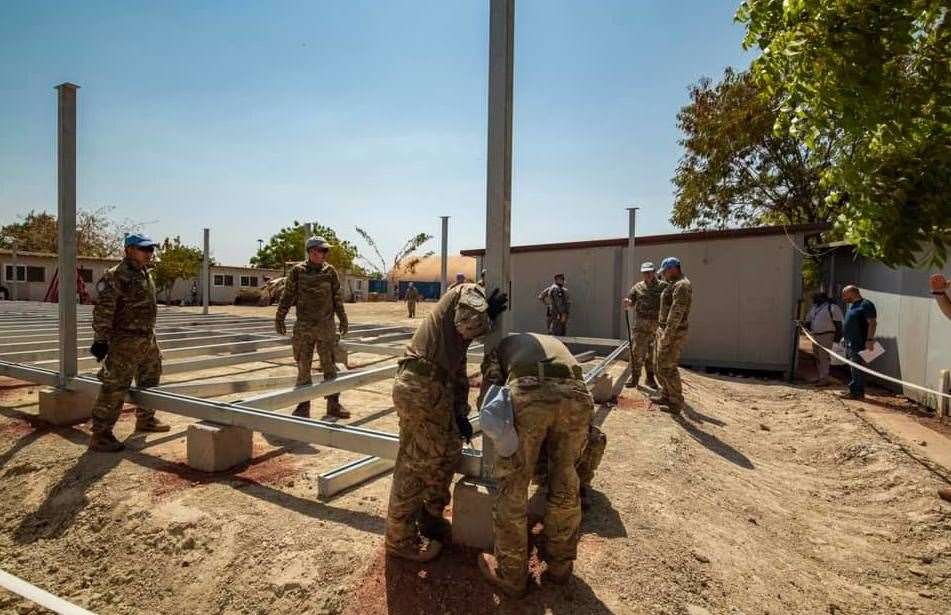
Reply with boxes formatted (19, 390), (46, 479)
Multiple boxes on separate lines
(477, 333), (595, 598)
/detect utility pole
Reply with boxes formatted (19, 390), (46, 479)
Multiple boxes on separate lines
(480, 0), (515, 479)
(440, 216), (449, 295)
(202, 228), (210, 315)
(56, 83), (79, 387)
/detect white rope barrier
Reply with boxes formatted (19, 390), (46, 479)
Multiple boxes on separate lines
(798, 324), (951, 401)
(0, 569), (95, 615)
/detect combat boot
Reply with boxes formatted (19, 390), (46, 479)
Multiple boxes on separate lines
(134, 415), (171, 433)
(326, 395), (351, 419)
(478, 552), (527, 598)
(418, 510), (452, 543)
(88, 431), (125, 452)
(292, 401), (311, 418)
(648, 392), (669, 404)
(385, 537), (443, 563)
(645, 374), (659, 389)
(625, 375), (638, 388)
(543, 561), (573, 586)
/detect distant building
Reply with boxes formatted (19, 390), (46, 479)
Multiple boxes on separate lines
(0, 249), (282, 305)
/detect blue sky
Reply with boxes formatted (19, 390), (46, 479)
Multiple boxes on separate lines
(0, 1), (750, 266)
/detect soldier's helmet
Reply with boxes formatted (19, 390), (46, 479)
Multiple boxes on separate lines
(454, 284), (492, 340)
(306, 236), (331, 251)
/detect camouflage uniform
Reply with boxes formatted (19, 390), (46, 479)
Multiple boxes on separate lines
(576, 424), (606, 488)
(405, 285), (419, 318)
(480, 333), (594, 594)
(655, 276), (692, 409)
(385, 283), (492, 553)
(627, 278), (668, 386)
(538, 283), (570, 336)
(90, 258), (161, 433)
(276, 261), (349, 411)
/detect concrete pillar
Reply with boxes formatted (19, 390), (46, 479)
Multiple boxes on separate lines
(56, 83), (79, 387)
(186, 421), (252, 472)
(38, 386), (93, 426)
(202, 228), (210, 314)
(452, 0), (515, 551)
(440, 216), (449, 295)
(479, 0), (515, 481)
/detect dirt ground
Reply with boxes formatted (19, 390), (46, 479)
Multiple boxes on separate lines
(1, 303), (949, 614)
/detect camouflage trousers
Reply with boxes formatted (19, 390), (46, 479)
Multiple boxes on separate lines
(293, 320), (338, 390)
(577, 424), (606, 487)
(536, 423), (606, 488)
(654, 329), (688, 407)
(547, 316), (567, 336)
(385, 369), (462, 550)
(91, 333), (161, 434)
(407, 301), (416, 318)
(494, 376), (593, 592)
(629, 318), (658, 382)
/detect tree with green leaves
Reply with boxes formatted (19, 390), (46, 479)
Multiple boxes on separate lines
(737, 0), (951, 266)
(0, 206), (139, 257)
(354, 228), (434, 296)
(250, 221), (361, 276)
(672, 68), (839, 230)
(152, 236), (205, 305)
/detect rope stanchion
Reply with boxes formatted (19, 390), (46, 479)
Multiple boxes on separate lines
(798, 323), (951, 401)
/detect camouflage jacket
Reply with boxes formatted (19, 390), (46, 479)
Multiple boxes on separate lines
(538, 284), (570, 317)
(628, 278), (668, 322)
(276, 261), (348, 326)
(405, 287), (420, 303)
(93, 257), (157, 340)
(658, 276), (692, 332)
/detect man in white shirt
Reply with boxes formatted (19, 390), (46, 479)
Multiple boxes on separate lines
(805, 291), (844, 385)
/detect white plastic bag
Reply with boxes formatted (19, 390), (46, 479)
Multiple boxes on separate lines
(479, 384), (519, 457)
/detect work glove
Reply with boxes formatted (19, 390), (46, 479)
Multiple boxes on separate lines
(930, 273), (948, 293)
(90, 340), (109, 362)
(486, 288), (509, 320)
(338, 318), (349, 336)
(275, 317), (287, 336)
(455, 410), (474, 445)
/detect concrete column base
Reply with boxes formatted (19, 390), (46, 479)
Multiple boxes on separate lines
(38, 386), (94, 426)
(451, 479), (548, 551)
(186, 421), (252, 472)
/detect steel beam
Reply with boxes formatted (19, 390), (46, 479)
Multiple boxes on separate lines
(56, 82), (79, 387)
(240, 364), (400, 410)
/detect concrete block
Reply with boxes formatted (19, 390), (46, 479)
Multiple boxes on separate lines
(187, 421), (252, 473)
(451, 479), (496, 551)
(589, 372), (614, 403)
(38, 386), (94, 426)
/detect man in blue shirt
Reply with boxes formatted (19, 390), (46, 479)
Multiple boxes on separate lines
(840, 285), (877, 399)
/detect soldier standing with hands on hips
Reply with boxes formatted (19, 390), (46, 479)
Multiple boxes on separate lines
(275, 236), (350, 419)
(87, 234), (170, 452)
(538, 273), (571, 335)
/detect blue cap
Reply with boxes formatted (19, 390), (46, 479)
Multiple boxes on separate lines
(124, 233), (158, 248)
(659, 257), (681, 272)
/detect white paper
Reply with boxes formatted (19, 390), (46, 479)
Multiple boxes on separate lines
(830, 342), (846, 365)
(858, 341), (885, 363)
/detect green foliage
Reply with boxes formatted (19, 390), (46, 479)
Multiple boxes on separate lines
(250, 221), (361, 275)
(672, 68), (839, 229)
(354, 227), (434, 280)
(736, 0), (951, 267)
(0, 206), (139, 257)
(152, 236), (204, 304)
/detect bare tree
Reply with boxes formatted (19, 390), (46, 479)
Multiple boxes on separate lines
(355, 228), (434, 298)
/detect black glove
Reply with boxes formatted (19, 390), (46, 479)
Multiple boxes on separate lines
(90, 340), (109, 362)
(455, 411), (474, 445)
(486, 288), (509, 320)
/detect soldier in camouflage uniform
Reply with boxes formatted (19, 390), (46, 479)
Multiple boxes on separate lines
(623, 261), (667, 389)
(275, 236), (350, 419)
(385, 283), (508, 562)
(405, 282), (419, 318)
(477, 333), (594, 597)
(534, 422), (605, 511)
(537, 274), (570, 336)
(652, 257), (692, 414)
(87, 234), (170, 452)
